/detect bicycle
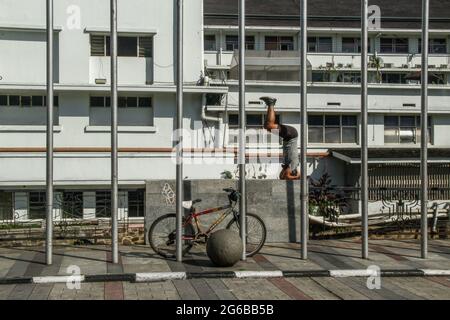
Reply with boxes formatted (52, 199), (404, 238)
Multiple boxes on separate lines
(148, 187), (267, 259)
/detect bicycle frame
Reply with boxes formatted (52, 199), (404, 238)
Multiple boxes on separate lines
(182, 203), (237, 240)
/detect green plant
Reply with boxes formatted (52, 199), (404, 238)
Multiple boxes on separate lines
(221, 170), (233, 179)
(369, 54), (383, 83)
(0, 223), (41, 230)
(308, 173), (342, 222)
(319, 63), (337, 82)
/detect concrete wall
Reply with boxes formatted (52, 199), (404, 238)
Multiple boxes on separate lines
(145, 179), (303, 243)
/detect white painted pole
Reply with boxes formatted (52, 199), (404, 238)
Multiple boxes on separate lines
(361, 0), (369, 260)
(45, 0), (54, 266)
(300, 0), (308, 260)
(110, 0), (119, 264)
(238, 0), (247, 261)
(420, 0), (429, 259)
(176, 0), (184, 262)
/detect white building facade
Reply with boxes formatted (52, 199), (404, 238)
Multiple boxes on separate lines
(0, 0), (450, 222)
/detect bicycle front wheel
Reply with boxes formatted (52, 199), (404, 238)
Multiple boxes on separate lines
(148, 214), (195, 259)
(226, 213), (267, 257)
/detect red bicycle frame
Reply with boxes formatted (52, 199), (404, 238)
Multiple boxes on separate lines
(182, 204), (234, 240)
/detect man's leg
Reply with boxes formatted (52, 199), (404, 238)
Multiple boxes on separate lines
(261, 97), (278, 129)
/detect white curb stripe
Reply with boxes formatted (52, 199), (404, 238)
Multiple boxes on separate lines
(421, 269), (450, 276)
(330, 269), (378, 278)
(135, 272), (186, 282)
(234, 271), (283, 278)
(33, 275), (85, 284)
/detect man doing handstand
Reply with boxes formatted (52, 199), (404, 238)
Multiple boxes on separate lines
(261, 97), (301, 180)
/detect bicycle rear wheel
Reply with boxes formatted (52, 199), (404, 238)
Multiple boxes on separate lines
(226, 213), (267, 257)
(148, 214), (195, 258)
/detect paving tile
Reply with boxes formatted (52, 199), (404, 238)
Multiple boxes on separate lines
(286, 278), (340, 300)
(310, 277), (370, 300)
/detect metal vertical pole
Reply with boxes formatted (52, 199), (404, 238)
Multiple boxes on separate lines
(175, 0), (184, 262)
(238, 0), (247, 261)
(420, 0), (429, 259)
(300, 0), (308, 260)
(110, 0), (119, 264)
(45, 0), (54, 266)
(361, 0), (369, 259)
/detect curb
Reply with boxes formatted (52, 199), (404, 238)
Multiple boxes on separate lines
(0, 269), (448, 285)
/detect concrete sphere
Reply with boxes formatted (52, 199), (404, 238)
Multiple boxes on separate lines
(206, 229), (243, 267)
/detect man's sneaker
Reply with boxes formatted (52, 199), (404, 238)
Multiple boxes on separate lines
(260, 96), (277, 106)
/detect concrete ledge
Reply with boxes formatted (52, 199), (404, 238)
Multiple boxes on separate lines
(1, 269), (448, 285)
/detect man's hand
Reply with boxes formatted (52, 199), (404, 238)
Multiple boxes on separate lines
(280, 166), (301, 180)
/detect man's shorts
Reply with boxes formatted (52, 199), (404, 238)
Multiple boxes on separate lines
(282, 137), (299, 175)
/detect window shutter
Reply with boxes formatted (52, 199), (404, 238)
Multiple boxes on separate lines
(139, 37), (153, 57)
(90, 35), (105, 56)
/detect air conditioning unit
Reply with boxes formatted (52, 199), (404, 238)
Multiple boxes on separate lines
(402, 64), (409, 68)
(440, 64), (449, 69)
(415, 64), (422, 69)
(336, 63), (344, 68)
(429, 65), (436, 69)
(346, 63), (354, 68)
(383, 63), (393, 68)
(326, 62), (334, 68)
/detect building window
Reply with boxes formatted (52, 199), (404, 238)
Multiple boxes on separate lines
(312, 71), (330, 82)
(342, 38), (360, 53)
(0, 95), (58, 107)
(308, 37), (332, 53)
(138, 37), (153, 57)
(89, 96), (153, 126)
(0, 192), (13, 221)
(0, 95), (8, 106)
(225, 35), (255, 51)
(90, 96), (151, 108)
(90, 35), (153, 57)
(61, 192), (83, 219)
(380, 38), (409, 53)
(429, 73), (446, 85)
(265, 36), (294, 51)
(204, 35), (216, 51)
(342, 38), (371, 53)
(418, 38), (447, 54)
(128, 190), (145, 217)
(308, 115), (358, 144)
(384, 116), (432, 144)
(381, 73), (407, 84)
(95, 191), (111, 218)
(337, 72), (361, 83)
(228, 113), (281, 145)
(29, 192), (46, 220)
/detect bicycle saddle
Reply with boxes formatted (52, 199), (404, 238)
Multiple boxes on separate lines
(182, 199), (202, 209)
